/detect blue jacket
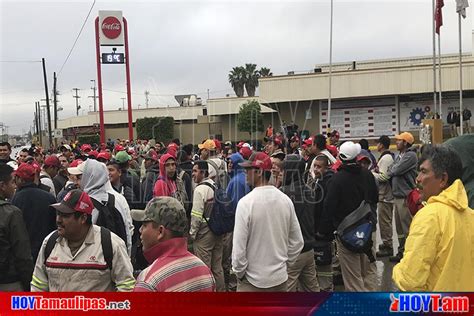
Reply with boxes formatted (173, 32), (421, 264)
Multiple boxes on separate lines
(226, 153), (250, 212)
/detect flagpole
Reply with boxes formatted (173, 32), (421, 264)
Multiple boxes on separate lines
(438, 33), (442, 117)
(432, 0), (438, 115)
(458, 12), (464, 136)
(327, 0), (333, 135)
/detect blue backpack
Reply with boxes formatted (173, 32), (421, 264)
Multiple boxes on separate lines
(198, 182), (234, 236)
(336, 200), (376, 262)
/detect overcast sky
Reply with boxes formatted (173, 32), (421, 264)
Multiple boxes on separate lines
(1, 0), (473, 134)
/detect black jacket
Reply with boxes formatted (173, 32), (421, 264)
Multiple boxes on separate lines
(0, 200), (34, 290)
(11, 183), (57, 262)
(120, 169), (141, 203)
(53, 172), (68, 196)
(179, 160), (193, 180)
(308, 169), (334, 234)
(318, 163), (378, 236)
(141, 166), (159, 203)
(280, 155), (316, 253)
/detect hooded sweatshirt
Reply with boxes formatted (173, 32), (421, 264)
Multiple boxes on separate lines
(226, 153), (250, 212)
(81, 159), (133, 255)
(153, 153), (177, 198)
(393, 180), (474, 291)
(280, 155), (316, 252)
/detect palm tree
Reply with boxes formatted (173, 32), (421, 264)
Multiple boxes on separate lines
(244, 63), (259, 97)
(228, 66), (245, 97)
(258, 67), (273, 77)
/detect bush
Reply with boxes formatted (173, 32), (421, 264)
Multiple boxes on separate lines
(237, 100), (264, 136)
(136, 116), (174, 143)
(78, 134), (100, 145)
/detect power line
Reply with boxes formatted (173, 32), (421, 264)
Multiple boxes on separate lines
(58, 0), (96, 76)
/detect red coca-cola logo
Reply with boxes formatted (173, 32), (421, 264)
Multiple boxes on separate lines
(101, 16), (121, 39)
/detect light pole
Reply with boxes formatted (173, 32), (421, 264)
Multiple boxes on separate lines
(90, 79), (97, 112)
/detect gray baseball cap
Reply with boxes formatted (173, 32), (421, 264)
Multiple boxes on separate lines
(131, 196), (187, 234)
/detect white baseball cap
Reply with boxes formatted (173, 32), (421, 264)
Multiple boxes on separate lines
(67, 161), (86, 175)
(338, 141), (361, 161)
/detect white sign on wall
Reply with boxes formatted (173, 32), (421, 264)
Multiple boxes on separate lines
(320, 99), (398, 139)
(99, 11), (124, 46)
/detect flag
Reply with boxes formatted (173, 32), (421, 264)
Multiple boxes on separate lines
(456, 0), (469, 18)
(435, 0), (444, 34)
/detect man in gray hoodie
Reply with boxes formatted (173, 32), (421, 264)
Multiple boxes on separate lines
(387, 132), (417, 262)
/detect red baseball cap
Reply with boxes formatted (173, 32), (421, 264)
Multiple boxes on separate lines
(44, 155), (61, 168)
(239, 152), (272, 171)
(167, 142), (179, 151)
(97, 152), (111, 161)
(303, 137), (314, 146)
(51, 189), (93, 215)
(88, 150), (99, 158)
(69, 159), (83, 168)
(239, 147), (253, 160)
(115, 144), (124, 152)
(81, 144), (92, 152)
(13, 163), (36, 180)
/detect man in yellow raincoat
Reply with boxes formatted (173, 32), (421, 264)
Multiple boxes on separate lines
(393, 145), (474, 291)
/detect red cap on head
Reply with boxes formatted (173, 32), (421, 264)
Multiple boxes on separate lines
(97, 152), (111, 161)
(80, 144), (92, 152)
(69, 159), (83, 168)
(13, 163), (36, 180)
(167, 142), (178, 150)
(44, 155), (60, 168)
(114, 144), (124, 152)
(88, 150), (99, 158)
(303, 137), (314, 146)
(239, 152), (272, 171)
(51, 189), (93, 215)
(239, 147), (252, 160)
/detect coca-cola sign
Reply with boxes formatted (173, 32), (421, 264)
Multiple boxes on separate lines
(101, 16), (122, 39)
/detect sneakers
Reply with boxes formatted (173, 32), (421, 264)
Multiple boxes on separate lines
(389, 252), (403, 263)
(376, 244), (393, 258)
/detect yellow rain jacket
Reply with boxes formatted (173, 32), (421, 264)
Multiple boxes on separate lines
(393, 179), (474, 291)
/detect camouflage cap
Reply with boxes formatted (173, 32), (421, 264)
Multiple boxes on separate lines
(131, 196), (187, 234)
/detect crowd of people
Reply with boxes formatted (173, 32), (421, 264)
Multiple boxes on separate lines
(0, 128), (473, 292)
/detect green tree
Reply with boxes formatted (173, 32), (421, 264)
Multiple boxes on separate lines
(237, 100), (264, 137)
(258, 67), (273, 77)
(228, 66), (246, 97)
(244, 63), (259, 97)
(136, 116), (174, 143)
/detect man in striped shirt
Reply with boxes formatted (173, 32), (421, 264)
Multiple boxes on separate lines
(132, 196), (215, 292)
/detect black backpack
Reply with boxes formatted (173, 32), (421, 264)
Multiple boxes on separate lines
(91, 193), (128, 245)
(44, 226), (113, 270)
(198, 182), (235, 236)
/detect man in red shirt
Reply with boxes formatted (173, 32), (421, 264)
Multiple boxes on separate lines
(132, 196), (215, 292)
